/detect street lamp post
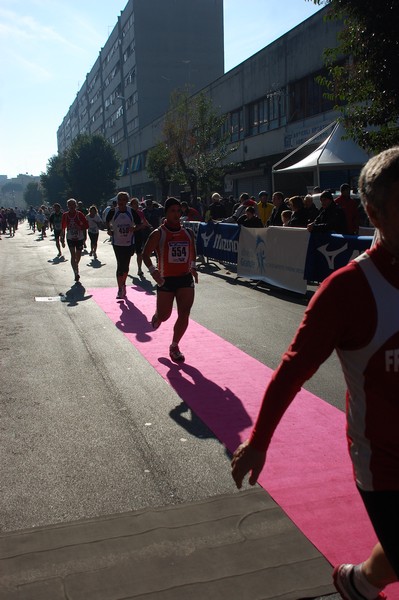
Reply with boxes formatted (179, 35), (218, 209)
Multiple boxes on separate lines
(117, 95), (133, 196)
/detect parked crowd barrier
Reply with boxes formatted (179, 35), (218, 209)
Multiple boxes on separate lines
(185, 221), (373, 294)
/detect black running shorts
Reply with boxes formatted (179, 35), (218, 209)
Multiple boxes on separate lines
(358, 487), (399, 577)
(158, 273), (194, 293)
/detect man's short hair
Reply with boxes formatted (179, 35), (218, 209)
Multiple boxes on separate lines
(320, 190), (334, 201)
(258, 190), (268, 198)
(359, 146), (399, 214)
(117, 191), (130, 203)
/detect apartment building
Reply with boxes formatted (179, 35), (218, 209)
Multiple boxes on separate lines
(58, 3), (348, 200)
(57, 0), (224, 192)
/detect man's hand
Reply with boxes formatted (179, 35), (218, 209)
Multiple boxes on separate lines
(231, 439), (266, 489)
(152, 269), (165, 287)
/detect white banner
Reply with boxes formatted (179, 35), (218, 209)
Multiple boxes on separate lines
(237, 226), (310, 294)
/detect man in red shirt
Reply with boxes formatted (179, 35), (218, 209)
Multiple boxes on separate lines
(61, 199), (89, 282)
(231, 147), (399, 600)
(335, 183), (360, 235)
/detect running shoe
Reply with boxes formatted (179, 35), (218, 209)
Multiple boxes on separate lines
(151, 314), (161, 330)
(169, 344), (185, 363)
(116, 287), (124, 299)
(333, 564), (387, 600)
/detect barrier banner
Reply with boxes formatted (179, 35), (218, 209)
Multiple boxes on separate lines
(195, 221), (239, 264)
(183, 221), (201, 241)
(304, 233), (373, 282)
(238, 226), (310, 294)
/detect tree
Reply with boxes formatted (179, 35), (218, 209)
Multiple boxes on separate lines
(162, 89), (238, 199)
(40, 154), (69, 205)
(309, 0), (399, 152)
(24, 182), (43, 207)
(66, 134), (120, 207)
(146, 142), (176, 201)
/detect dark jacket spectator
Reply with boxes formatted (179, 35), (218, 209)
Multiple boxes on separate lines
(207, 192), (226, 221)
(267, 192), (286, 227)
(303, 194), (320, 223)
(237, 206), (263, 228)
(308, 190), (347, 234)
(287, 196), (308, 228)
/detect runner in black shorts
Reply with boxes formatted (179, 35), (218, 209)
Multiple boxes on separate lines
(61, 199), (89, 282)
(142, 197), (197, 363)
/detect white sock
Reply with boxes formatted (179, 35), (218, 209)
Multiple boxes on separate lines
(353, 564), (384, 599)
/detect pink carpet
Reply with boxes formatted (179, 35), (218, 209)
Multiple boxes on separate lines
(90, 284), (398, 596)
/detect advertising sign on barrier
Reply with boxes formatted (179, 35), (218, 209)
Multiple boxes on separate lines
(187, 221), (373, 292)
(304, 233), (372, 282)
(195, 222), (239, 264)
(238, 226), (310, 294)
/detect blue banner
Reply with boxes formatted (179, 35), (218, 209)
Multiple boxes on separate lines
(304, 233), (372, 282)
(195, 222), (239, 264)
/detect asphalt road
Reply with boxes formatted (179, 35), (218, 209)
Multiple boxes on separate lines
(0, 222), (346, 534)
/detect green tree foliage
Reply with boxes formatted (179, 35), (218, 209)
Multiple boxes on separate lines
(66, 134), (120, 208)
(40, 154), (69, 205)
(162, 89), (238, 198)
(146, 142), (176, 200)
(41, 134), (120, 209)
(309, 0), (399, 152)
(24, 182), (43, 207)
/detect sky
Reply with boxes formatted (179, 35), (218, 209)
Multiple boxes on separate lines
(0, 0), (321, 179)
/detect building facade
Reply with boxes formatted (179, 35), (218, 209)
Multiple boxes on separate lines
(57, 0), (224, 194)
(58, 3), (350, 201)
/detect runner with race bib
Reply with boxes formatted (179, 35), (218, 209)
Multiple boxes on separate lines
(142, 197), (198, 363)
(106, 191), (141, 299)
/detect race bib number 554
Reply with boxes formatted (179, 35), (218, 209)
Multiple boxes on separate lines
(168, 241), (189, 263)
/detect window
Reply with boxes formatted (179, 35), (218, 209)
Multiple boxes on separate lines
(123, 41), (135, 63)
(104, 39), (120, 66)
(230, 108), (244, 142)
(288, 69), (335, 122)
(103, 62), (120, 89)
(88, 72), (99, 94)
(124, 68), (136, 87)
(122, 14), (134, 38)
(248, 88), (286, 135)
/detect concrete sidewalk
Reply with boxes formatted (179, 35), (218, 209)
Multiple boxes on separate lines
(0, 489), (336, 600)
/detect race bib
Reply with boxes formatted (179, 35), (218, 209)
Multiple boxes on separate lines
(168, 241), (189, 263)
(69, 226), (79, 239)
(117, 224), (131, 237)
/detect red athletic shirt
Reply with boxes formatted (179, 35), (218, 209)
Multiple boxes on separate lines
(249, 242), (399, 491)
(155, 223), (196, 278)
(61, 210), (88, 241)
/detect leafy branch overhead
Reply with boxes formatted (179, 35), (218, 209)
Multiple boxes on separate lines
(308, 0), (399, 152)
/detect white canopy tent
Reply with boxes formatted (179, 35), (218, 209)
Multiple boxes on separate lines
(272, 122), (371, 189)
